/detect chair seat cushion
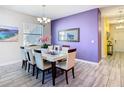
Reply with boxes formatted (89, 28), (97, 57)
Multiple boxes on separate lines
(44, 62), (52, 70)
(28, 61), (36, 65)
(56, 61), (67, 70)
(58, 58), (67, 62)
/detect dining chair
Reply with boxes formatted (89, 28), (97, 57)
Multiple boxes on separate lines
(54, 45), (61, 51)
(57, 45), (70, 63)
(62, 47), (70, 52)
(56, 48), (76, 84)
(62, 45), (70, 48)
(26, 48), (36, 76)
(34, 49), (52, 84)
(20, 46), (28, 70)
(57, 47), (70, 63)
(48, 45), (53, 51)
(61, 45), (70, 53)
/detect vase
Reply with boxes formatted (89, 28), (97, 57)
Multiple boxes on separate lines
(41, 48), (47, 53)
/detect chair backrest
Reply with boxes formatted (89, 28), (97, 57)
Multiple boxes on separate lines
(28, 45), (41, 50)
(62, 45), (70, 48)
(66, 48), (76, 69)
(62, 47), (70, 52)
(48, 45), (53, 51)
(26, 48), (35, 65)
(54, 45), (60, 51)
(61, 45), (70, 53)
(20, 46), (27, 61)
(34, 50), (44, 70)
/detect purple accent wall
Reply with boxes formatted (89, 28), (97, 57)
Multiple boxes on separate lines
(51, 9), (101, 63)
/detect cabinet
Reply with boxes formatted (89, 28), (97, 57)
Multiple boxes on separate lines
(107, 41), (113, 55)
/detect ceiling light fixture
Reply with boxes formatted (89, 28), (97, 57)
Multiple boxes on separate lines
(37, 5), (51, 25)
(116, 25), (124, 29)
(116, 9), (124, 29)
(117, 10), (124, 23)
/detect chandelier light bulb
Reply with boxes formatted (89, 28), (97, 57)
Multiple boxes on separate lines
(37, 18), (41, 21)
(36, 5), (51, 25)
(40, 20), (43, 23)
(43, 17), (47, 21)
(44, 20), (46, 23)
(47, 18), (51, 22)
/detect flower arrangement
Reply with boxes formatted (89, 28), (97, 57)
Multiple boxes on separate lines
(39, 35), (49, 48)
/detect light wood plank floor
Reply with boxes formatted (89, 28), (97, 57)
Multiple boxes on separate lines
(0, 52), (124, 87)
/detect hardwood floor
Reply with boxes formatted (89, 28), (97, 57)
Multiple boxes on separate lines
(0, 52), (124, 87)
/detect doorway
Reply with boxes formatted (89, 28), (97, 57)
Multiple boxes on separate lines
(112, 25), (124, 52)
(100, 6), (124, 58)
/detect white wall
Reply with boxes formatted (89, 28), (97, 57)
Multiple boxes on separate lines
(0, 8), (51, 66)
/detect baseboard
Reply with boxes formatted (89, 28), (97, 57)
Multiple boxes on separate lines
(0, 60), (21, 66)
(98, 59), (103, 64)
(101, 56), (107, 59)
(76, 59), (98, 65)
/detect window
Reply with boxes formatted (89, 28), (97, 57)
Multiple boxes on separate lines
(23, 23), (43, 46)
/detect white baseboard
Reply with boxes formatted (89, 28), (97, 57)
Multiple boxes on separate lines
(76, 59), (98, 65)
(0, 60), (21, 66)
(0, 59), (101, 66)
(101, 56), (107, 59)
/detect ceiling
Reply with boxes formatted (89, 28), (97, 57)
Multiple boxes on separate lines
(101, 5), (124, 17)
(0, 5), (107, 20)
(101, 5), (124, 24)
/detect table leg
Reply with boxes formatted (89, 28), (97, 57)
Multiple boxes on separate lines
(51, 62), (56, 86)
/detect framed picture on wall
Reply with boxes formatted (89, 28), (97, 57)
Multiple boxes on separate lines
(58, 28), (80, 42)
(0, 25), (18, 42)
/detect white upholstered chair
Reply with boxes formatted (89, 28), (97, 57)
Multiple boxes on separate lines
(57, 46), (70, 63)
(62, 45), (70, 48)
(61, 45), (70, 53)
(26, 48), (36, 76)
(62, 47), (70, 53)
(56, 48), (76, 84)
(20, 46), (28, 70)
(54, 45), (61, 51)
(34, 49), (52, 84)
(48, 45), (53, 51)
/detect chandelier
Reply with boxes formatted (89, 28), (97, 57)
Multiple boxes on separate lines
(37, 5), (51, 25)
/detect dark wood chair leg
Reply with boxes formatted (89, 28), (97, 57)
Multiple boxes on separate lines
(32, 65), (35, 76)
(55, 68), (57, 78)
(28, 63), (30, 72)
(42, 71), (45, 84)
(36, 68), (39, 79)
(48, 69), (51, 73)
(51, 62), (56, 86)
(72, 67), (75, 78)
(61, 69), (64, 74)
(22, 60), (24, 68)
(65, 71), (68, 84)
(47, 69), (49, 74)
(25, 61), (27, 70)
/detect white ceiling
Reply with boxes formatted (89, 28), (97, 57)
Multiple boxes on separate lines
(101, 5), (124, 17)
(100, 5), (124, 24)
(0, 5), (107, 20)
